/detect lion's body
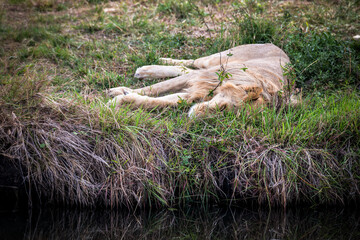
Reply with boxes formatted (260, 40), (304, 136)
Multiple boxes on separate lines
(108, 43), (291, 116)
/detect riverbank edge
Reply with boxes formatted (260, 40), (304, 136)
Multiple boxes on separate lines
(1, 90), (359, 209)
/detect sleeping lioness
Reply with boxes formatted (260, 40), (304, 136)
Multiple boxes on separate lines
(108, 43), (293, 116)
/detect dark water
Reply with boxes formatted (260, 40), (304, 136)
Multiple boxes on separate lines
(0, 206), (359, 240)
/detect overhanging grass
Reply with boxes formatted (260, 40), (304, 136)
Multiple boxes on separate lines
(1, 72), (359, 208)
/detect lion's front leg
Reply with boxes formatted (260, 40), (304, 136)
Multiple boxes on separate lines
(187, 98), (229, 117)
(108, 72), (191, 100)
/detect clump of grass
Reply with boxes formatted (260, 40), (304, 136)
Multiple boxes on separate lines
(13, 26), (51, 43)
(157, 0), (198, 20)
(283, 32), (359, 90)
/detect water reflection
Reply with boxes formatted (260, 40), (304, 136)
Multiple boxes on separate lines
(0, 206), (359, 239)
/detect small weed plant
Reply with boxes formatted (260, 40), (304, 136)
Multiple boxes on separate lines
(208, 52), (233, 97)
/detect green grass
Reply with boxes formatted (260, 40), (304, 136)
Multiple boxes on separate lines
(157, 0), (201, 19)
(0, 0), (359, 208)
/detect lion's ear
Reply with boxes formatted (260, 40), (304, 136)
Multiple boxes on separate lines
(241, 84), (263, 101)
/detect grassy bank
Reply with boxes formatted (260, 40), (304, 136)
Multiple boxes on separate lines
(0, 0), (359, 208)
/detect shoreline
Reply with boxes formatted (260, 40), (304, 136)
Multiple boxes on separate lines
(1, 92), (359, 209)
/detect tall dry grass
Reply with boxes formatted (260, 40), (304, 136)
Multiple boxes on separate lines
(1, 70), (359, 208)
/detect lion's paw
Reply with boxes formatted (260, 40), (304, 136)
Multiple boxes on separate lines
(107, 87), (133, 97)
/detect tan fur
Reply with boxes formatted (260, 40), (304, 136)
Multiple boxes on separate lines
(107, 43), (291, 117)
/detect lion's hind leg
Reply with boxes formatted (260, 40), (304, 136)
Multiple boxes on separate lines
(159, 58), (195, 67)
(134, 65), (193, 79)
